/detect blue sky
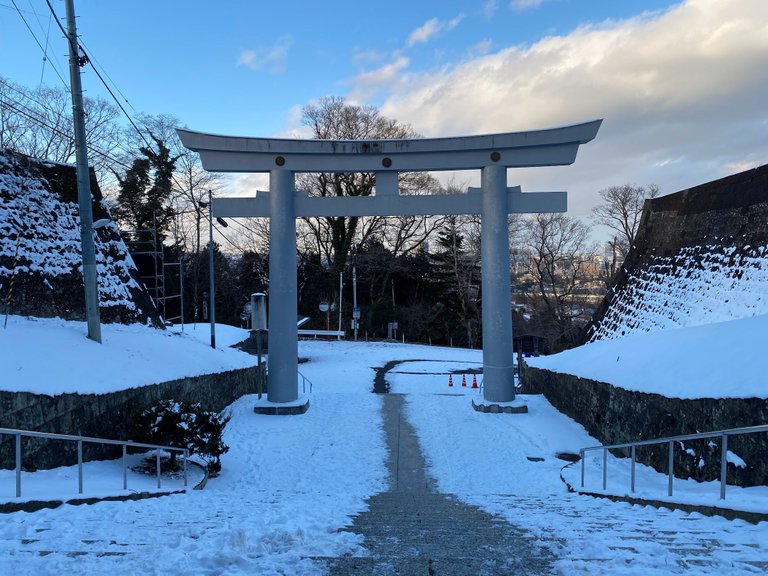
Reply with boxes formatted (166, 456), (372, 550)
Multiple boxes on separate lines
(2, 0), (677, 135)
(2, 0), (768, 225)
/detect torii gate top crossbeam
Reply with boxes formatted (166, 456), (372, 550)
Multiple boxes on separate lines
(177, 120), (601, 173)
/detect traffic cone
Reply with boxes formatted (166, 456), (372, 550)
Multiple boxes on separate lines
(461, 374), (467, 387)
(448, 374), (453, 387)
(471, 374), (479, 389)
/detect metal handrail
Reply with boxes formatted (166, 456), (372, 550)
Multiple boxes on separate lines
(0, 427), (189, 498)
(579, 424), (768, 500)
(298, 370), (314, 394)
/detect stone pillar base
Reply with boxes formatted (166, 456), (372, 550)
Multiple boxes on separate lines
(472, 398), (528, 414)
(253, 396), (310, 416)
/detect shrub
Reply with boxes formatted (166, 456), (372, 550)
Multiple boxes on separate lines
(133, 400), (231, 475)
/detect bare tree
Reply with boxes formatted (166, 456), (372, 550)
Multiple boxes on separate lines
(297, 96), (441, 275)
(518, 213), (596, 348)
(591, 184), (659, 256)
(0, 77), (121, 182)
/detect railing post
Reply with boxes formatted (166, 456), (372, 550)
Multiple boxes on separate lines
(720, 434), (728, 500)
(78, 440), (83, 494)
(580, 450), (585, 488)
(602, 448), (607, 490)
(156, 450), (161, 489)
(667, 440), (674, 497)
(122, 444), (128, 490)
(183, 450), (188, 487)
(630, 445), (636, 493)
(15, 434), (21, 498)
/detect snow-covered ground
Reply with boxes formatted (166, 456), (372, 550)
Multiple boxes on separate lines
(0, 331), (765, 574)
(529, 313), (768, 399)
(0, 316), (258, 394)
(407, 388), (767, 574)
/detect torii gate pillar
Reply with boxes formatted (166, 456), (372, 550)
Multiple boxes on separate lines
(481, 164), (515, 402)
(267, 168), (298, 403)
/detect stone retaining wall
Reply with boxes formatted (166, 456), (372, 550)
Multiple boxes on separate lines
(525, 367), (768, 487)
(0, 366), (258, 470)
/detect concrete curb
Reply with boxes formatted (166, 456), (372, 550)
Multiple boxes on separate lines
(0, 489), (185, 514)
(559, 461), (768, 525)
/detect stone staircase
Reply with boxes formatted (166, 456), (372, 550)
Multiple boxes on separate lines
(316, 392), (767, 575)
(321, 491), (552, 575)
(2, 391), (765, 574)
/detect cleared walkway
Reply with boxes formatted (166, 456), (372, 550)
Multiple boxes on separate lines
(324, 394), (553, 575)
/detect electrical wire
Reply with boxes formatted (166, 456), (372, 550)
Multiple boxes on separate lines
(78, 38), (137, 113)
(36, 1), (244, 255)
(0, 95), (132, 170)
(9, 0), (69, 89)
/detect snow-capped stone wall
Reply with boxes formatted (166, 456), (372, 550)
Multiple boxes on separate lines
(0, 149), (160, 325)
(587, 164), (768, 341)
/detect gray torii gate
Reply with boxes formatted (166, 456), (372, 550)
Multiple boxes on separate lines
(177, 119), (601, 406)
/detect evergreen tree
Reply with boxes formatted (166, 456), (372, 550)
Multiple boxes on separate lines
(112, 134), (178, 243)
(427, 216), (481, 347)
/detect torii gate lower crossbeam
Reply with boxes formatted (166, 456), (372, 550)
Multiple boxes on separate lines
(178, 119), (601, 406)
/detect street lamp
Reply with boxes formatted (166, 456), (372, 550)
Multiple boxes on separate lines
(199, 190), (227, 349)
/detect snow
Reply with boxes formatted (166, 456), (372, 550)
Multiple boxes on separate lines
(404, 379), (768, 574)
(0, 452), (205, 503)
(0, 334), (765, 574)
(591, 243), (768, 341)
(529, 313), (768, 399)
(169, 322), (252, 348)
(570, 447), (768, 513)
(0, 316), (258, 394)
(0, 165), (143, 310)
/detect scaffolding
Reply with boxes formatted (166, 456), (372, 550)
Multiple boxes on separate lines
(124, 215), (184, 329)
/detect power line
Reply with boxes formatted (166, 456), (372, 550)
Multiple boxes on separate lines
(212, 220), (244, 253)
(78, 38), (137, 114)
(44, 0), (148, 150)
(9, 0), (69, 89)
(38, 1), (232, 254)
(0, 94), (132, 170)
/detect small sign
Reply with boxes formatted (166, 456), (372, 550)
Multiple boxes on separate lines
(353, 306), (361, 319)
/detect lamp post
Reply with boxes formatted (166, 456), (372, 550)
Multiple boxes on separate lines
(199, 190), (228, 349)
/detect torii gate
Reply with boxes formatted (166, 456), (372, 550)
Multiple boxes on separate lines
(177, 119), (601, 407)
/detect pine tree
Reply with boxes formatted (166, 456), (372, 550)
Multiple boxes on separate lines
(112, 134), (178, 243)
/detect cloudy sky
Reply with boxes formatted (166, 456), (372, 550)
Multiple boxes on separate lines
(2, 0), (767, 230)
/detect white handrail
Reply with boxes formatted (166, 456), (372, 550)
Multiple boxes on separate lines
(579, 424), (768, 500)
(0, 427), (189, 498)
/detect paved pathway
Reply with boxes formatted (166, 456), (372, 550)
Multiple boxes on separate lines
(324, 393), (554, 575)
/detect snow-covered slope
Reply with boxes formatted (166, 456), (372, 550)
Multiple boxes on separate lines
(590, 243), (768, 340)
(587, 164), (768, 342)
(530, 313), (768, 399)
(0, 149), (159, 324)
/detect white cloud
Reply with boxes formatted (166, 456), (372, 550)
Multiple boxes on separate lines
(348, 53), (411, 103)
(407, 15), (465, 47)
(373, 0), (768, 222)
(236, 36), (293, 74)
(510, 0), (548, 11)
(483, 0), (499, 19)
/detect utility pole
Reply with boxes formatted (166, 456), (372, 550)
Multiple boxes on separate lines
(352, 265), (358, 341)
(337, 271), (343, 340)
(208, 189), (216, 348)
(64, 0), (101, 343)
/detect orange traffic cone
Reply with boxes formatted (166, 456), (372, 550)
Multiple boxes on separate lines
(471, 374), (479, 389)
(461, 374), (467, 387)
(448, 374), (453, 387)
